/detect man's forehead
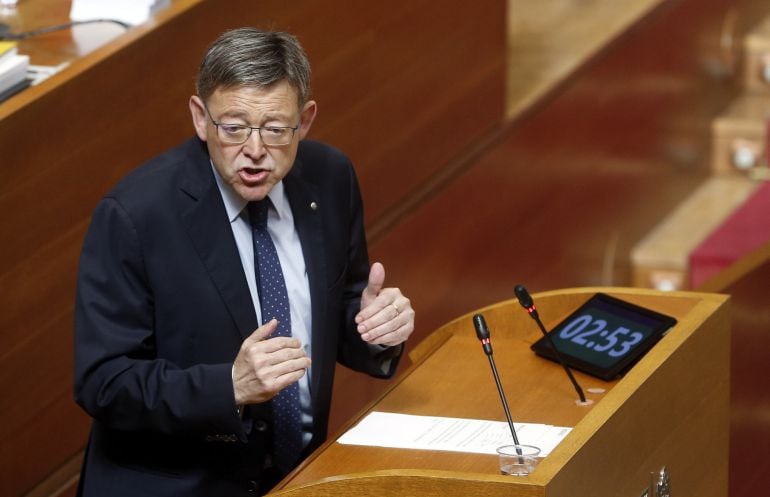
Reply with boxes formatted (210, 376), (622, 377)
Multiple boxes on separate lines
(208, 81), (301, 108)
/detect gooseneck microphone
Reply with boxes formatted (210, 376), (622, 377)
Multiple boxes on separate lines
(473, 314), (521, 448)
(514, 285), (588, 404)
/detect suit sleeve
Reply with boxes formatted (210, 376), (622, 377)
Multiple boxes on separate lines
(73, 197), (245, 439)
(335, 164), (403, 378)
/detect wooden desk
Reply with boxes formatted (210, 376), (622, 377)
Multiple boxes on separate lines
(272, 288), (730, 497)
(1, 0), (88, 66)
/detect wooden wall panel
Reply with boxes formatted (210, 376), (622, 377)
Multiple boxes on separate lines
(0, 1), (505, 495)
(722, 259), (770, 497)
(698, 241), (770, 497)
(369, 0), (770, 342)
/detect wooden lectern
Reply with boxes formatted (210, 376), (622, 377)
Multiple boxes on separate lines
(270, 287), (730, 497)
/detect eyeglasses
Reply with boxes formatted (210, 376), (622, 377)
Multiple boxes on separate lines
(205, 106), (299, 146)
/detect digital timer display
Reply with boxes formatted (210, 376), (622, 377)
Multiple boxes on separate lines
(530, 293), (677, 381)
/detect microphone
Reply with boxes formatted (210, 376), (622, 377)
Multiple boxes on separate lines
(514, 285), (588, 404)
(473, 314), (521, 448)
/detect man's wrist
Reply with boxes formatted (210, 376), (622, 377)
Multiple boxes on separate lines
(232, 364), (244, 417)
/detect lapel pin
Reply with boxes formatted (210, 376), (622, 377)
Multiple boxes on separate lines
(310, 201), (318, 210)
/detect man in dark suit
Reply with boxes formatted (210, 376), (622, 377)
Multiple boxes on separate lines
(73, 28), (414, 496)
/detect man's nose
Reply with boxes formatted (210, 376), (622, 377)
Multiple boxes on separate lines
(242, 129), (266, 156)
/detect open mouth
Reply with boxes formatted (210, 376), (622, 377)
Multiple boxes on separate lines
(239, 167), (268, 183)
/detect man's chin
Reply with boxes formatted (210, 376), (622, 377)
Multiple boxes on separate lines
(234, 184), (272, 203)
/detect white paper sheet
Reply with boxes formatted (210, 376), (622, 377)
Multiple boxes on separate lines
(70, 0), (170, 26)
(337, 411), (572, 457)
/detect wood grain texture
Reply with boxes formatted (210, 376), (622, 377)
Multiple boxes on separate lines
(698, 240), (770, 497)
(506, 0), (665, 120)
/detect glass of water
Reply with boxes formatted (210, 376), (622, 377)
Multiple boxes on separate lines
(496, 444), (541, 476)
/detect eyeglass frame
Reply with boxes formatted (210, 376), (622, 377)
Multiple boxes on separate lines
(203, 103), (300, 146)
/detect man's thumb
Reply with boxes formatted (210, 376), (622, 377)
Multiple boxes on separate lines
(362, 262), (385, 305)
(244, 319), (278, 344)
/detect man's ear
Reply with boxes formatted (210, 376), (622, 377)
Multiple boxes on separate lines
(297, 100), (317, 140)
(189, 95), (209, 142)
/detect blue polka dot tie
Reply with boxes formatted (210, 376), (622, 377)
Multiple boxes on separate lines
(248, 200), (303, 473)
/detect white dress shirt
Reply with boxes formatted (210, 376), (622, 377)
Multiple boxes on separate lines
(212, 166), (313, 444)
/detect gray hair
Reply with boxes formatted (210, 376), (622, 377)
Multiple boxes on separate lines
(196, 28), (311, 106)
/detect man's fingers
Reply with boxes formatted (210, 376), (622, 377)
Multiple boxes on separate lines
(356, 287), (414, 347)
(241, 360), (310, 403)
(265, 345), (311, 368)
(357, 295), (396, 329)
(233, 331), (311, 405)
(243, 319), (279, 345)
(252, 354), (310, 384)
(271, 356), (312, 380)
(242, 319), (305, 351)
(364, 323), (413, 347)
(360, 305), (414, 343)
(356, 287), (409, 328)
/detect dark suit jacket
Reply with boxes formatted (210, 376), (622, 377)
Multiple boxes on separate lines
(73, 137), (401, 496)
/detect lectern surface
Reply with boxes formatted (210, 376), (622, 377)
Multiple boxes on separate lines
(288, 333), (612, 484)
(274, 289), (728, 497)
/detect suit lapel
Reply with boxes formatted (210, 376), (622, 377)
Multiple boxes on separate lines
(176, 140), (330, 393)
(178, 139), (258, 340)
(283, 159), (328, 404)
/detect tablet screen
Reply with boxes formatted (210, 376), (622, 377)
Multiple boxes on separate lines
(530, 293), (677, 381)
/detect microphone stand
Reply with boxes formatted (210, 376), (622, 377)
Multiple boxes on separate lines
(515, 285), (587, 403)
(487, 353), (521, 447)
(473, 314), (523, 457)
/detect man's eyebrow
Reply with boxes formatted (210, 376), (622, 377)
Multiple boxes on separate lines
(260, 111), (294, 122)
(219, 110), (294, 123)
(217, 109), (250, 120)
